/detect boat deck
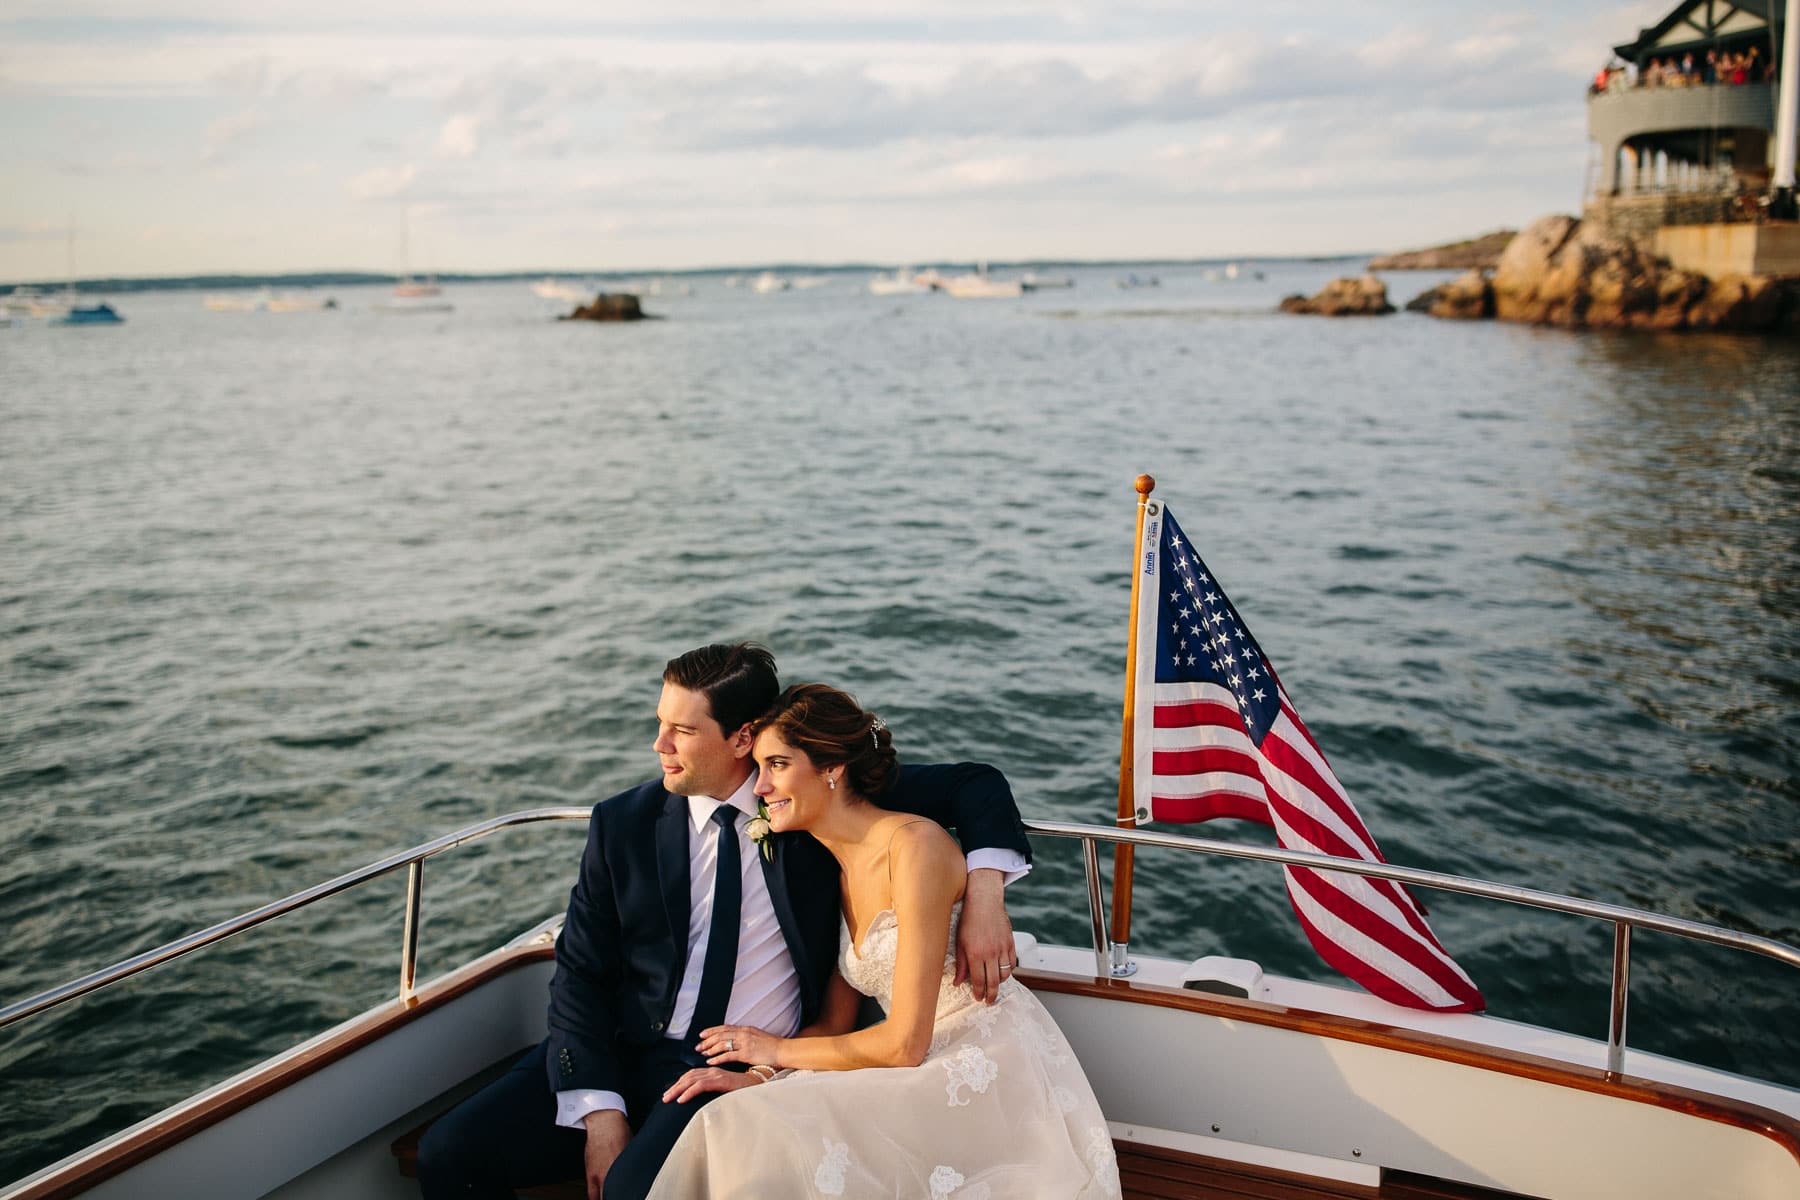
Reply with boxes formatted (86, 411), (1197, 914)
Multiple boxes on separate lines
(389, 1124), (1541, 1199)
(1115, 1142), (1540, 1199)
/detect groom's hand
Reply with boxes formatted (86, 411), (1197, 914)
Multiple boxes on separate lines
(955, 868), (1015, 1004)
(581, 1109), (629, 1200)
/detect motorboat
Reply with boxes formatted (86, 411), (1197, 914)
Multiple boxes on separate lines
(3, 810), (1793, 1200)
(531, 278), (592, 304)
(1020, 271), (1074, 290)
(942, 267), (1025, 299)
(50, 303), (124, 326)
(868, 268), (934, 296)
(204, 290), (272, 312)
(3, 286), (72, 319)
(265, 294), (338, 313)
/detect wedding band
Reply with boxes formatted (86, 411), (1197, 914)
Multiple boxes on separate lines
(726, 1039), (734, 1051)
(999, 963), (1013, 971)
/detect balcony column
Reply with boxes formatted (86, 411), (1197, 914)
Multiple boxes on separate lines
(1773, 0), (1799, 217)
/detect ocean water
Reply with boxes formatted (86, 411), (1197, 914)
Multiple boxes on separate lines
(2, 264), (1797, 1183)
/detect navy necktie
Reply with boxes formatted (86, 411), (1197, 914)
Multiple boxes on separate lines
(689, 805), (742, 1042)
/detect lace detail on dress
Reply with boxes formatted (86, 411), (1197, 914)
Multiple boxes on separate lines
(813, 1138), (850, 1195)
(941, 1043), (999, 1106)
(841, 903), (1013, 1029)
(648, 900), (1122, 1200)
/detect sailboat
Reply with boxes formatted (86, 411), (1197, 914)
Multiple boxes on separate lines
(378, 211), (453, 313)
(48, 224), (124, 325)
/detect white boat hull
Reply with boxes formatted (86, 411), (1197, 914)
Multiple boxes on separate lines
(9, 929), (1796, 1200)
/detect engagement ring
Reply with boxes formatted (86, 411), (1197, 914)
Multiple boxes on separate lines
(726, 1039), (734, 1051)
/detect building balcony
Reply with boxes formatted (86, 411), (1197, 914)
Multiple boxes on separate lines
(1588, 82), (1774, 195)
(1589, 81), (1774, 145)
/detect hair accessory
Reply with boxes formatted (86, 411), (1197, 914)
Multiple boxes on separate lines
(869, 716), (886, 749)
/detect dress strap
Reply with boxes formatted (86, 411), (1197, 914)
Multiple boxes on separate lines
(885, 819), (932, 887)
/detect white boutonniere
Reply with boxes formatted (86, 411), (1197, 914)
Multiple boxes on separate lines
(746, 802), (774, 862)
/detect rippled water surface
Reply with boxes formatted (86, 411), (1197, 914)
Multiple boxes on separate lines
(2, 265), (1797, 1183)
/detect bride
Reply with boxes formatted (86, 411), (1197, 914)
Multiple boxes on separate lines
(647, 684), (1120, 1199)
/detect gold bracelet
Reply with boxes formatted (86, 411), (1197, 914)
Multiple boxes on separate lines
(747, 1064), (777, 1083)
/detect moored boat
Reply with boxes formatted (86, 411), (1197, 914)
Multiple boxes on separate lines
(377, 280), (454, 314)
(868, 268), (934, 296)
(942, 266), (1025, 298)
(50, 303), (124, 326)
(2, 811), (1794, 1200)
(531, 278), (591, 304)
(3, 286), (72, 319)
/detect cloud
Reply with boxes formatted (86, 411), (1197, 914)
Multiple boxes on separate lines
(438, 113), (480, 158)
(0, 222), (72, 243)
(201, 108), (262, 162)
(348, 163), (417, 199)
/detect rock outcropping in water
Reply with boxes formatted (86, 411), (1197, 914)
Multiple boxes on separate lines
(1407, 215), (1797, 333)
(561, 293), (649, 321)
(1368, 230), (1516, 271)
(1279, 275), (1395, 316)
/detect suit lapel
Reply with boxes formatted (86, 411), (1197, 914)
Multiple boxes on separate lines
(655, 793), (692, 970)
(761, 836), (809, 981)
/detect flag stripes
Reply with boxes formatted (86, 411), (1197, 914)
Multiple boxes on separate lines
(1132, 503), (1484, 1012)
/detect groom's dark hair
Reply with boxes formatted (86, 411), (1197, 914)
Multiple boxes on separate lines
(663, 642), (780, 734)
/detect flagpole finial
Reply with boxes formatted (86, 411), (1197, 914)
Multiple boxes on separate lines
(1135, 474), (1156, 496)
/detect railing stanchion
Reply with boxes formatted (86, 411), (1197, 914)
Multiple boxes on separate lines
(400, 859), (425, 1001)
(1608, 921), (1631, 1076)
(1082, 836), (1108, 977)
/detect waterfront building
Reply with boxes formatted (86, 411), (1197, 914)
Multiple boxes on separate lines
(1586, 0), (1799, 276)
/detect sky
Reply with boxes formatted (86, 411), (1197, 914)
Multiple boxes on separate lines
(0, 1), (1672, 280)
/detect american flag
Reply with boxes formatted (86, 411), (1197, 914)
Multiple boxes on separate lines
(1129, 502), (1484, 1013)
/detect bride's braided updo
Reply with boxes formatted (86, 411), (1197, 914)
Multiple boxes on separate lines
(753, 683), (897, 799)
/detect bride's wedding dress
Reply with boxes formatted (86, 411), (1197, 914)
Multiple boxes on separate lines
(648, 904), (1122, 1199)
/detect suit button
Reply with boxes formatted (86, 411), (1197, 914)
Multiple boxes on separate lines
(651, 1021), (665, 1033)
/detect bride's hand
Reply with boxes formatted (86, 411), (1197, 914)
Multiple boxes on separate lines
(660, 1067), (762, 1104)
(696, 1023), (782, 1067)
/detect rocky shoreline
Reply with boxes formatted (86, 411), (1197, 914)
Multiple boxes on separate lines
(1285, 215), (1798, 333)
(1366, 230), (1516, 271)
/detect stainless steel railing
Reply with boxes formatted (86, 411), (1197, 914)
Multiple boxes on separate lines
(0, 807), (591, 1030)
(3, 810), (1796, 1078)
(1030, 819), (1800, 1073)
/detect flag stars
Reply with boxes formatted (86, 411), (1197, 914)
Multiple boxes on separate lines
(1252, 689), (1267, 702)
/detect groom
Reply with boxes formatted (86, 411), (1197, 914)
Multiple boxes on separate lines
(416, 643), (1032, 1200)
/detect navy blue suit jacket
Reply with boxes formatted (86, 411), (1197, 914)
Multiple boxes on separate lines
(544, 762), (1030, 1097)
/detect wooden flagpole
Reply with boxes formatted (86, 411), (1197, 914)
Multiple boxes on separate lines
(1109, 473), (1156, 975)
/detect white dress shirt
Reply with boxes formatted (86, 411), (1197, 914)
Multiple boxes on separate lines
(555, 776), (1028, 1127)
